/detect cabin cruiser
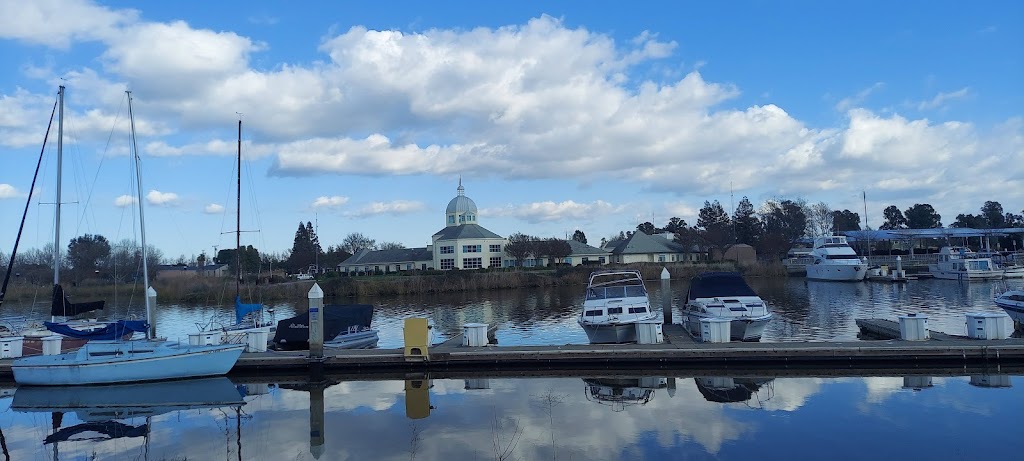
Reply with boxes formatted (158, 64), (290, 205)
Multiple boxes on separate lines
(270, 304), (379, 350)
(928, 247), (1003, 281)
(782, 245), (814, 275)
(993, 290), (1024, 323)
(682, 272), (772, 341)
(583, 377), (668, 411)
(805, 235), (868, 281)
(578, 270), (658, 344)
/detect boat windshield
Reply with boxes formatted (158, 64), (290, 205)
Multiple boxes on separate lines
(825, 255), (862, 260)
(588, 285), (646, 300)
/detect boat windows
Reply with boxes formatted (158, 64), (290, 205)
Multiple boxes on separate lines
(585, 310), (603, 317)
(729, 307), (748, 312)
(624, 285), (646, 297)
(607, 307), (623, 314)
(825, 255), (862, 260)
(628, 307), (647, 314)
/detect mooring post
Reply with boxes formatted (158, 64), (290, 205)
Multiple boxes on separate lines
(146, 286), (158, 338)
(660, 267), (672, 324)
(308, 283), (324, 359)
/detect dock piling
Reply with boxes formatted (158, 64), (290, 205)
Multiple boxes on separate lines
(661, 267), (672, 324)
(308, 283), (324, 359)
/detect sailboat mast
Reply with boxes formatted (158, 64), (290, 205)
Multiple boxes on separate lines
(128, 91), (154, 339)
(236, 119), (241, 299)
(53, 86), (64, 290)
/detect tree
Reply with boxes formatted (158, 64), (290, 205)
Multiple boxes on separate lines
(832, 210), (861, 232)
(285, 222), (318, 273)
(320, 245), (352, 270)
(571, 230), (587, 244)
(981, 201), (1005, 228)
(545, 238), (572, 265)
(880, 205), (907, 230)
(806, 202), (833, 238)
(504, 233), (534, 267)
(673, 227), (702, 259)
(732, 197), (761, 246)
(697, 200), (732, 255)
(952, 213), (986, 228)
(662, 217), (688, 234)
(636, 222), (657, 235)
(67, 234), (111, 283)
(904, 204), (942, 229)
(759, 199), (807, 259)
(341, 232), (376, 255)
(379, 242), (406, 250)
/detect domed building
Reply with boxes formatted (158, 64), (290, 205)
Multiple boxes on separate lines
(431, 180), (507, 270)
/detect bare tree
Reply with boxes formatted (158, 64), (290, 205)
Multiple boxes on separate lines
(806, 201), (834, 238)
(379, 241), (406, 250)
(341, 232), (377, 254)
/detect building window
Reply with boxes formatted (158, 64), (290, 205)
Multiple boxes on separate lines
(564, 257), (572, 265)
(463, 257), (482, 269)
(463, 245), (481, 253)
(406, 263), (412, 270)
(448, 216), (455, 224)
(489, 256), (502, 267)
(489, 244), (501, 253)
(440, 259), (455, 270)
(440, 246), (454, 254)
(658, 254), (666, 262)
(599, 257), (606, 264)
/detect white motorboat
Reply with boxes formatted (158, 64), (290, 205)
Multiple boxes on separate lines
(993, 290), (1024, 323)
(577, 270), (658, 344)
(928, 247), (1003, 281)
(805, 235), (868, 282)
(682, 272), (772, 341)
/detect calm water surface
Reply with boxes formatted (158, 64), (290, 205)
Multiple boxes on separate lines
(5, 277), (1018, 347)
(1, 373), (1021, 460)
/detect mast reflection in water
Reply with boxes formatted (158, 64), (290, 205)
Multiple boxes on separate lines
(1, 372), (1021, 460)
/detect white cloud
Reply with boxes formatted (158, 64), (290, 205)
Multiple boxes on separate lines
(835, 82), (885, 111)
(146, 190), (179, 206)
(114, 194), (136, 207)
(346, 200), (425, 217)
(312, 196), (350, 209)
(483, 200), (624, 223)
(0, 0), (137, 48)
(917, 87), (970, 111)
(0, 184), (23, 199)
(204, 203), (224, 214)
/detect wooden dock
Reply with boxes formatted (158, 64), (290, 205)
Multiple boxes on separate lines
(855, 318), (959, 340)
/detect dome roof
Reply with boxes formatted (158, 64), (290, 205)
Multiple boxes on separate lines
(446, 182), (477, 215)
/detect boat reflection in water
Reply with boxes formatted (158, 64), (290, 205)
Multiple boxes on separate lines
(582, 376), (669, 411)
(11, 377), (246, 460)
(970, 374), (1013, 388)
(693, 376), (775, 408)
(903, 376), (934, 390)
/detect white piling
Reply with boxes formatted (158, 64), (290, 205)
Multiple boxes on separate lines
(308, 283), (324, 358)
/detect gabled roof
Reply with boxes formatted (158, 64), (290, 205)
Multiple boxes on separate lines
(606, 232), (687, 255)
(566, 239), (610, 256)
(432, 224), (503, 240)
(339, 247), (433, 266)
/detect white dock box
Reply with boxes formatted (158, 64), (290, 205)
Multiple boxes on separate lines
(188, 331), (222, 346)
(41, 335), (63, 355)
(700, 318), (732, 343)
(636, 320), (664, 344)
(245, 327), (270, 352)
(0, 336), (24, 358)
(462, 323), (489, 347)
(965, 312), (1013, 340)
(898, 314), (929, 341)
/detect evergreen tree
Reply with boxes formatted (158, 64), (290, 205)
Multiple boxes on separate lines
(732, 197), (761, 245)
(880, 205), (907, 230)
(697, 200), (732, 254)
(571, 230), (587, 244)
(904, 204), (942, 229)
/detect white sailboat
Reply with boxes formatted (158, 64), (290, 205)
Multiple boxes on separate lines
(12, 89), (244, 386)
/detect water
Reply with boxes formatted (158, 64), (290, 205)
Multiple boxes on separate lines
(3, 277), (1019, 347)
(1, 373), (1021, 460)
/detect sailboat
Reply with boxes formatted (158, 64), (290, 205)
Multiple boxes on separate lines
(228, 119), (271, 331)
(0, 86), (144, 356)
(11, 90), (245, 386)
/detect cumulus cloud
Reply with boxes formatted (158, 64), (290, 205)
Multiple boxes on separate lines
(114, 194), (136, 207)
(204, 203), (224, 214)
(0, 184), (23, 199)
(346, 200), (425, 217)
(146, 190), (179, 206)
(0, 0), (137, 48)
(312, 196), (349, 209)
(483, 200), (624, 223)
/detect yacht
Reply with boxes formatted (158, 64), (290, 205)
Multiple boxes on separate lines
(928, 247), (1003, 281)
(682, 272), (772, 341)
(993, 290), (1024, 323)
(805, 235), (868, 281)
(578, 270), (658, 344)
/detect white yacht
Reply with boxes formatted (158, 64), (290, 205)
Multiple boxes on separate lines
(993, 290), (1024, 323)
(928, 247), (1003, 281)
(682, 272), (772, 341)
(805, 235), (868, 281)
(578, 270), (658, 344)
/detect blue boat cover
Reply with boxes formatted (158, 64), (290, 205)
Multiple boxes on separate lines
(43, 320), (148, 340)
(235, 296), (263, 324)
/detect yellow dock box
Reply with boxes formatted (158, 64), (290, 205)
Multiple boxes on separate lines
(404, 317), (430, 359)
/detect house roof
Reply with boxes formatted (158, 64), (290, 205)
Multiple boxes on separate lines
(432, 224), (503, 240)
(566, 239), (610, 256)
(606, 232), (688, 255)
(339, 247), (433, 266)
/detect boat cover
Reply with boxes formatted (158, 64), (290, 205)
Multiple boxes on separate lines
(234, 295), (263, 324)
(271, 304), (374, 350)
(51, 284), (105, 317)
(686, 272), (758, 300)
(43, 320), (148, 340)
(45, 421), (148, 443)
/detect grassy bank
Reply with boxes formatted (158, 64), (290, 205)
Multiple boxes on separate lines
(2, 261), (788, 305)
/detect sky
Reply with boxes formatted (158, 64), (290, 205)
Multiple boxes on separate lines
(1, 0), (1022, 261)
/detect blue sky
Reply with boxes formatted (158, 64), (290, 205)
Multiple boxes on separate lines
(1, 0), (1022, 261)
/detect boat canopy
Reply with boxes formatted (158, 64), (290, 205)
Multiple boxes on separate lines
(271, 304), (374, 349)
(686, 272), (758, 300)
(234, 296), (263, 324)
(43, 319), (147, 340)
(51, 284), (105, 317)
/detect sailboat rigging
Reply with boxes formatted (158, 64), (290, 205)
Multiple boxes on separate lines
(231, 118), (267, 328)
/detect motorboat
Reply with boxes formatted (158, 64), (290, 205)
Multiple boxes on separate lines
(583, 376), (668, 411)
(928, 246), (1003, 281)
(694, 376), (775, 407)
(805, 235), (868, 281)
(270, 304), (379, 350)
(577, 270), (658, 344)
(782, 245), (814, 275)
(993, 290), (1024, 323)
(682, 272), (772, 341)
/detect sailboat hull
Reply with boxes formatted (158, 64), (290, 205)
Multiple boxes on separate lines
(11, 340), (245, 386)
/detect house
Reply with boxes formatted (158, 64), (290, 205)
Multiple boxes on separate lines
(155, 263), (229, 280)
(602, 232), (703, 264)
(338, 247), (434, 274)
